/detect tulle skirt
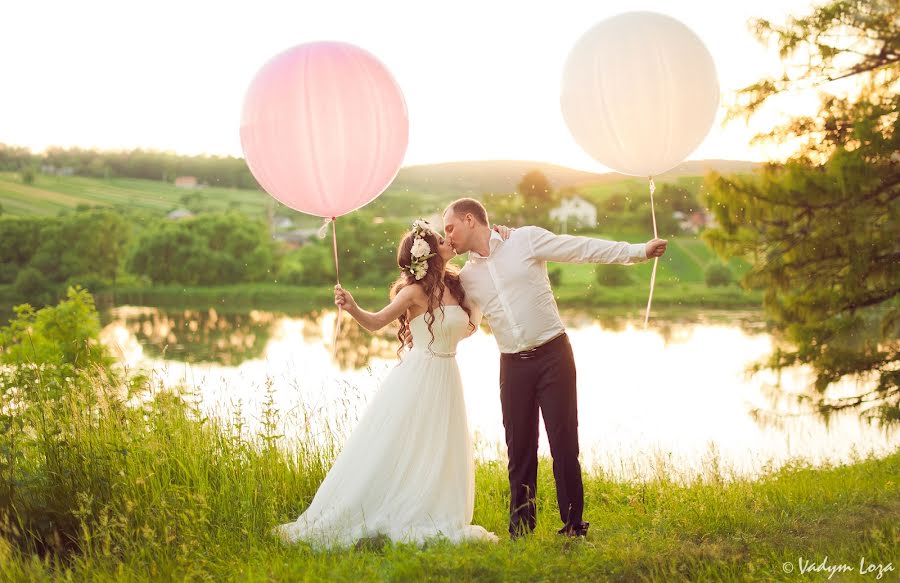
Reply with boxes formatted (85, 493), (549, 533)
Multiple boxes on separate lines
(273, 347), (498, 548)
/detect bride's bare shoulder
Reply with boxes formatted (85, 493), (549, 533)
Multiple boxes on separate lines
(397, 282), (428, 306)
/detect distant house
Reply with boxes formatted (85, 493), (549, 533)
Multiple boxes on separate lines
(175, 176), (199, 189)
(273, 228), (319, 249)
(549, 196), (597, 232)
(166, 208), (195, 220)
(673, 210), (716, 234)
(40, 165), (74, 176)
(272, 216), (294, 230)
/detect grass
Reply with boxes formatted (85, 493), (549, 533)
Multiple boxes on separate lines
(550, 231), (751, 288)
(1, 358), (897, 582)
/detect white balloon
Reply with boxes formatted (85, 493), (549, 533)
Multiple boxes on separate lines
(561, 12), (720, 177)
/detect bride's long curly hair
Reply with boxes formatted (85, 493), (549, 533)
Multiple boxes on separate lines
(389, 228), (475, 357)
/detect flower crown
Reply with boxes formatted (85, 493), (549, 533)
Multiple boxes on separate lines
(408, 219), (437, 280)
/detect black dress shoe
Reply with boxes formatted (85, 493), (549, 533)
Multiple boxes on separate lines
(557, 521), (589, 537)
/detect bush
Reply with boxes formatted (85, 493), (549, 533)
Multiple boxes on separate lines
(548, 266), (563, 286)
(705, 263), (733, 287)
(595, 264), (634, 287)
(0, 285), (112, 368)
(20, 167), (35, 185)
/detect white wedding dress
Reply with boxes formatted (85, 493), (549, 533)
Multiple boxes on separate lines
(274, 304), (498, 548)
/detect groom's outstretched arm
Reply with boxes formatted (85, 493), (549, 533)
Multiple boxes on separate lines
(525, 225), (649, 265)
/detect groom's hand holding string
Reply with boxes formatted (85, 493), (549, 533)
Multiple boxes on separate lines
(645, 238), (668, 259)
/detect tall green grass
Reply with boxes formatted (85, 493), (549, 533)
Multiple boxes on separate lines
(2, 365), (896, 582)
(0, 291), (896, 582)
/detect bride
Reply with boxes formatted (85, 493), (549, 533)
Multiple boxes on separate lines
(273, 219), (499, 548)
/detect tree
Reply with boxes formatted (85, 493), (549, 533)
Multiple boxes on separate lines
(0, 217), (46, 267)
(333, 213), (407, 286)
(280, 244), (334, 286)
(658, 183), (701, 215)
(517, 170), (555, 226)
(69, 210), (131, 289)
(704, 263), (733, 287)
(0, 144), (34, 171)
(483, 192), (526, 227)
(595, 264), (634, 287)
(13, 268), (53, 305)
(128, 224), (207, 284)
(703, 0), (899, 425)
(517, 170), (553, 202)
(28, 211), (131, 289)
(128, 212), (276, 285)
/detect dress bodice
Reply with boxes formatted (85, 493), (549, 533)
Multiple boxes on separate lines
(408, 305), (477, 356)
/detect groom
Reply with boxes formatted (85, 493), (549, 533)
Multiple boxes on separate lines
(442, 198), (667, 538)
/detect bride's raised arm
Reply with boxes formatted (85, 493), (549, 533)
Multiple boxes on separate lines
(334, 284), (420, 333)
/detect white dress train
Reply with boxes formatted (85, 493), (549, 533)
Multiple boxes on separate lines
(274, 304), (498, 548)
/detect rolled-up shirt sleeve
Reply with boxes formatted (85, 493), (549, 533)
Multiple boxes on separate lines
(525, 225), (647, 265)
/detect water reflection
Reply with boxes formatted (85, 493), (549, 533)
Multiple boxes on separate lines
(100, 306), (276, 366)
(100, 306), (402, 370)
(98, 306), (899, 480)
(319, 310), (402, 370)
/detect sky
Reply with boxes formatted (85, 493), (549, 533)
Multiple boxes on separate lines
(1, 0), (822, 172)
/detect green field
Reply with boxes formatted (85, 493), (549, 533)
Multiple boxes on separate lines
(551, 235), (751, 289)
(0, 171), (267, 215)
(0, 171), (348, 232)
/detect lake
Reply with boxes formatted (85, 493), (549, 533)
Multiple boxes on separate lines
(98, 305), (899, 481)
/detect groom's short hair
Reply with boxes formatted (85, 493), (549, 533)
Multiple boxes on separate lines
(446, 198), (488, 226)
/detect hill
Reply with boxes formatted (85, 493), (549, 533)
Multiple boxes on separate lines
(389, 159), (760, 195)
(0, 159), (759, 221)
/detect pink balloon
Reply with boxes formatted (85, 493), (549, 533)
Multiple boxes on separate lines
(240, 42), (409, 218)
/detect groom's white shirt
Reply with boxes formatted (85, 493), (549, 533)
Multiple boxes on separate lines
(459, 226), (647, 353)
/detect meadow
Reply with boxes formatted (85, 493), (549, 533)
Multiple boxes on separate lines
(1, 364), (896, 582)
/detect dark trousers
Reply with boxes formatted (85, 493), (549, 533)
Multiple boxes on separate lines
(499, 333), (583, 536)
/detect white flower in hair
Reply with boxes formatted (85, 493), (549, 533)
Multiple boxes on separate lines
(411, 238), (431, 259)
(407, 218), (437, 280)
(412, 219), (434, 234)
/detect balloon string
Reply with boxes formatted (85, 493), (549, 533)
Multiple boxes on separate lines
(326, 217), (342, 359)
(644, 177), (658, 330)
(331, 217), (340, 286)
